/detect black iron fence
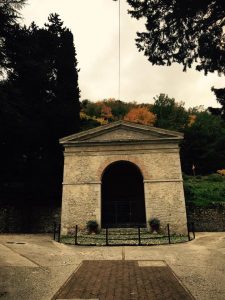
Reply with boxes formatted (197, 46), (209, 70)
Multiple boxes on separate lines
(53, 223), (195, 246)
(53, 222), (61, 243)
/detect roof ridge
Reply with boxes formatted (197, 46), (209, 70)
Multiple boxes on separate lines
(59, 120), (183, 144)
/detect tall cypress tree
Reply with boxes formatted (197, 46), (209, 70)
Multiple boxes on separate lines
(45, 13), (80, 137)
(0, 13), (80, 231)
(57, 28), (80, 135)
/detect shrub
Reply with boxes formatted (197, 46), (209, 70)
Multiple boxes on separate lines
(183, 175), (225, 207)
(207, 173), (224, 182)
(149, 218), (160, 233)
(182, 173), (190, 180)
(183, 183), (194, 199)
(86, 220), (99, 234)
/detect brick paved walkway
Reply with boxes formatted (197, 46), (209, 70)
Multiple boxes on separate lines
(54, 260), (193, 300)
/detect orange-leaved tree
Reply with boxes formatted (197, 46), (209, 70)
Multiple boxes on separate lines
(188, 114), (197, 127)
(124, 107), (157, 125)
(101, 103), (113, 120)
(217, 169), (225, 176)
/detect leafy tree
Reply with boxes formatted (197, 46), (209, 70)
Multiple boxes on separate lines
(124, 0), (225, 75)
(81, 97), (225, 175)
(80, 98), (136, 129)
(151, 94), (189, 130)
(181, 111), (225, 174)
(0, 0), (27, 72)
(124, 106), (156, 125)
(103, 98), (136, 119)
(81, 98), (139, 121)
(116, 0), (225, 118)
(209, 87), (225, 121)
(80, 111), (102, 130)
(81, 100), (102, 118)
(101, 103), (113, 120)
(217, 169), (225, 176)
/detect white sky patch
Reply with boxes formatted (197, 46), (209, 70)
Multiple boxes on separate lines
(21, 0), (224, 108)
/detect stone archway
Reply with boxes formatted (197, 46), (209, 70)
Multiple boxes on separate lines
(60, 120), (188, 235)
(101, 160), (146, 228)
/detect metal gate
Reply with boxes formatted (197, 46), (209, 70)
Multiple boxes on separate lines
(102, 198), (146, 228)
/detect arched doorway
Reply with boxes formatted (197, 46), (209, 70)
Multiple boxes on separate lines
(101, 161), (146, 228)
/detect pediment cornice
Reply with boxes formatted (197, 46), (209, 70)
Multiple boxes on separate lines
(60, 120), (183, 146)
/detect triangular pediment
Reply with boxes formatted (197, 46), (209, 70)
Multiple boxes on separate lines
(60, 120), (183, 145)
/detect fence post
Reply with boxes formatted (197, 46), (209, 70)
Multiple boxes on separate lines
(75, 225), (78, 245)
(188, 226), (191, 241)
(138, 227), (141, 246)
(167, 224), (171, 244)
(192, 222), (195, 239)
(53, 222), (56, 240)
(57, 224), (61, 243)
(106, 227), (108, 246)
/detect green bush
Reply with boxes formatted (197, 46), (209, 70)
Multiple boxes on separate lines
(183, 174), (225, 207)
(207, 173), (224, 182)
(149, 218), (160, 232)
(182, 173), (191, 180)
(86, 220), (99, 234)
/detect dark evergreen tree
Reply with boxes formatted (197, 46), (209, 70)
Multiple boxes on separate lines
(209, 87), (225, 121)
(181, 111), (225, 174)
(44, 14), (80, 136)
(151, 94), (189, 131)
(0, 12), (80, 231)
(0, 0), (27, 72)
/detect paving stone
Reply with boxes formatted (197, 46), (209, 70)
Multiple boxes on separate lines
(54, 260), (193, 300)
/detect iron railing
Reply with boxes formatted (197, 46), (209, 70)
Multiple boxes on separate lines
(53, 222), (195, 246)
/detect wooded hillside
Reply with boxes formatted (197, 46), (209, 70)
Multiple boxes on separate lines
(80, 95), (225, 176)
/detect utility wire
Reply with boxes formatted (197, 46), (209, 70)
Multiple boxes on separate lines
(118, 0), (121, 101)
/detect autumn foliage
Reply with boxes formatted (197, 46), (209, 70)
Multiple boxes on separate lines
(124, 107), (157, 125)
(188, 114), (197, 127)
(217, 169), (225, 176)
(80, 97), (225, 175)
(101, 104), (113, 120)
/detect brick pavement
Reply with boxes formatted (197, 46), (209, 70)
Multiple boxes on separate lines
(54, 260), (194, 300)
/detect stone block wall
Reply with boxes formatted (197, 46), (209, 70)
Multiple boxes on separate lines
(0, 206), (60, 233)
(145, 181), (187, 234)
(187, 204), (225, 232)
(1, 204), (224, 233)
(61, 143), (188, 235)
(61, 184), (100, 233)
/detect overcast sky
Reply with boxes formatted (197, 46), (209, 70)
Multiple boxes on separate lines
(22, 0), (224, 109)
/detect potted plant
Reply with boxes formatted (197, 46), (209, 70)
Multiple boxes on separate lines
(86, 220), (99, 234)
(149, 218), (160, 233)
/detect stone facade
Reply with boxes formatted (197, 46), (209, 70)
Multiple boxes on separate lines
(60, 121), (188, 235)
(0, 206), (60, 233)
(187, 204), (225, 232)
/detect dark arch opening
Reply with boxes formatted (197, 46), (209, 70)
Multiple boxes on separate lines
(101, 161), (146, 228)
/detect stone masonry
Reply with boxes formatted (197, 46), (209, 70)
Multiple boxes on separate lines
(60, 120), (188, 235)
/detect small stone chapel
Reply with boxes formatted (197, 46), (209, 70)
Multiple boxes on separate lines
(60, 120), (188, 235)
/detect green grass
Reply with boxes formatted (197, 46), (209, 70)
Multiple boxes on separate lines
(183, 174), (225, 207)
(60, 228), (190, 246)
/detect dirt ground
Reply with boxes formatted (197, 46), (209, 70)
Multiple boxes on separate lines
(0, 233), (225, 300)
